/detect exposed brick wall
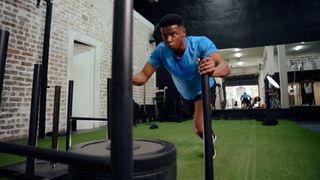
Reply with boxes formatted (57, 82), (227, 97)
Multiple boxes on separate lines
(0, 0), (155, 140)
(0, 0), (46, 140)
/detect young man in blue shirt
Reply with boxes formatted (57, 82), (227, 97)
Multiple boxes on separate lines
(133, 14), (230, 158)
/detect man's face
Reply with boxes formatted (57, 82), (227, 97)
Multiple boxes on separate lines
(160, 25), (186, 51)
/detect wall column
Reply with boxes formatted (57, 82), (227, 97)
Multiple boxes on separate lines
(266, 46), (274, 75)
(277, 45), (289, 108)
(258, 67), (265, 103)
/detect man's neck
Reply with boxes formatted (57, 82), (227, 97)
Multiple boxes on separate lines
(174, 39), (186, 58)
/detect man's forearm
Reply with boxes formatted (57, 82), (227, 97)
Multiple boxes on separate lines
(132, 73), (147, 86)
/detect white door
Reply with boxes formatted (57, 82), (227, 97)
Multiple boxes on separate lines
(71, 42), (95, 130)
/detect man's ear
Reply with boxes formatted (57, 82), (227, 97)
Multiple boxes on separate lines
(182, 27), (186, 36)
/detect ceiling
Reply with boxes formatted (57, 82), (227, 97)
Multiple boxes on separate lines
(220, 46), (264, 68)
(134, 0), (320, 49)
(220, 40), (320, 68)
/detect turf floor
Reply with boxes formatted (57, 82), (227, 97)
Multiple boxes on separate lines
(1, 119), (320, 180)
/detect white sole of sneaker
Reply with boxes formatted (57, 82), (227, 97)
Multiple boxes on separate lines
(212, 134), (217, 144)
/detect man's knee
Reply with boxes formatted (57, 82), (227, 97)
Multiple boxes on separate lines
(194, 128), (203, 139)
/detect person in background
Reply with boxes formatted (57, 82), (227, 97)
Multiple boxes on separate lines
(252, 96), (261, 108)
(268, 87), (280, 108)
(304, 80), (314, 105)
(240, 92), (251, 109)
(132, 14), (230, 159)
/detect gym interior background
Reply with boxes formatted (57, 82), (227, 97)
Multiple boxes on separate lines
(134, 0), (320, 120)
(1, 0), (319, 140)
(0, 0), (320, 179)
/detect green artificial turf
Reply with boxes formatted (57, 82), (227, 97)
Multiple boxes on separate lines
(1, 119), (320, 180)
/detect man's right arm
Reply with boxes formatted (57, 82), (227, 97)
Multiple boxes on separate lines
(132, 62), (157, 86)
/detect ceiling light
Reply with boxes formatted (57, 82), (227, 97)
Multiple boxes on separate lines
(294, 45), (303, 51)
(267, 76), (280, 88)
(237, 61), (244, 66)
(234, 53), (241, 58)
(234, 48), (241, 52)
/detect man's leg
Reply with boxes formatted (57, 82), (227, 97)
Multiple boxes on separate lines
(193, 100), (215, 139)
(193, 99), (204, 139)
(193, 99), (216, 159)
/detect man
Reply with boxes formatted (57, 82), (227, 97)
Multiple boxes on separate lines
(133, 14), (230, 158)
(240, 92), (251, 109)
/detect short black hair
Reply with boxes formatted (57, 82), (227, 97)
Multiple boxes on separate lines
(159, 14), (184, 27)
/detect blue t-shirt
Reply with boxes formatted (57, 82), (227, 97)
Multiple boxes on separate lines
(148, 36), (217, 100)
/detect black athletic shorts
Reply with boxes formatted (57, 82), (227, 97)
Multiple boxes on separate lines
(181, 85), (216, 115)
